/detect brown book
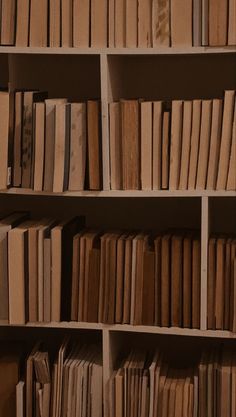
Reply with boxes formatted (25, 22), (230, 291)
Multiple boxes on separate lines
(224, 239), (232, 330)
(228, 0), (236, 45)
(109, 0), (115, 47)
(188, 100), (202, 190)
(29, 0), (48, 47)
(196, 100), (212, 189)
(109, 102), (122, 190)
(87, 248), (100, 323)
(0, 91), (9, 190)
(230, 240), (236, 332)
(183, 236), (192, 328)
(123, 234), (135, 323)
(220, 350), (232, 417)
(28, 222), (40, 323)
(49, 0), (60, 47)
(0, 0), (15, 45)
(215, 238), (226, 329)
(161, 111), (170, 189)
(71, 233), (81, 321)
(169, 101), (183, 190)
(121, 100), (140, 190)
(192, 238), (201, 329)
(141, 101), (152, 190)
(73, 0), (90, 47)
(171, 0), (192, 46)
(16, 0), (30, 46)
(33, 103), (45, 192)
(193, 0), (202, 46)
(142, 250), (155, 325)
(178, 101), (192, 190)
(43, 237), (51, 323)
(133, 235), (149, 325)
(43, 98), (67, 192)
(152, 101), (162, 190)
(154, 236), (161, 326)
(161, 234), (171, 327)
(206, 99), (223, 190)
(68, 103), (87, 191)
(53, 103), (70, 193)
(138, 0), (152, 47)
(115, 234), (127, 323)
(171, 235), (183, 327)
(91, 0), (107, 47)
(0, 351), (21, 417)
(115, 0), (126, 47)
(105, 233), (119, 324)
(198, 351), (208, 417)
(152, 0), (170, 47)
(226, 99), (236, 191)
(126, 0), (138, 47)
(61, 0), (73, 47)
(209, 0), (228, 46)
(87, 100), (102, 190)
(216, 91), (235, 190)
(207, 238), (216, 330)
(13, 91), (23, 187)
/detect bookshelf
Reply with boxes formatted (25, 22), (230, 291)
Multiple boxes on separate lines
(0, 15), (236, 417)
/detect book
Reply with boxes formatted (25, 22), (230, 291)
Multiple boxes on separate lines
(126, 0), (138, 47)
(171, 0), (192, 46)
(196, 100), (212, 189)
(49, 0), (61, 47)
(193, 0), (202, 46)
(15, 0), (30, 46)
(161, 234), (171, 327)
(13, 92), (23, 187)
(91, 0), (107, 47)
(53, 103), (70, 193)
(141, 101), (152, 190)
(179, 101), (192, 190)
(29, 0), (48, 47)
(73, 0), (90, 47)
(115, 0), (126, 47)
(226, 100), (236, 190)
(0, 350), (21, 417)
(61, 0), (73, 47)
(188, 100), (202, 189)
(171, 235), (183, 327)
(33, 103), (45, 192)
(192, 238), (201, 329)
(206, 99), (223, 190)
(87, 100), (102, 190)
(109, 0), (115, 47)
(169, 101), (183, 190)
(0, 0), (15, 45)
(16, 381), (25, 417)
(161, 111), (170, 189)
(215, 238), (225, 329)
(207, 238), (216, 329)
(152, 0), (170, 46)
(109, 102), (122, 190)
(209, 0), (228, 46)
(201, 0), (209, 45)
(228, 0), (236, 45)
(138, 0), (152, 47)
(0, 91), (9, 190)
(152, 101), (162, 190)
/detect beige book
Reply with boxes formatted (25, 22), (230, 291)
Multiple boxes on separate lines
(188, 100), (202, 189)
(193, 0), (202, 46)
(44, 99), (67, 192)
(53, 103), (70, 193)
(73, 0), (90, 47)
(13, 91), (23, 187)
(68, 103), (87, 191)
(171, 0), (192, 46)
(126, 0), (138, 47)
(33, 103), (45, 192)
(152, 101), (162, 190)
(201, 0), (209, 45)
(0, 92), (9, 190)
(228, 0), (236, 45)
(0, 0), (15, 45)
(161, 111), (170, 189)
(87, 100), (101, 190)
(109, 0), (115, 47)
(16, 381), (25, 417)
(138, 0), (152, 47)
(216, 91), (235, 190)
(109, 102), (122, 190)
(196, 100), (212, 189)
(209, 0), (228, 46)
(16, 0), (30, 46)
(91, 0), (107, 47)
(206, 99), (223, 190)
(192, 238), (201, 329)
(50, 0), (60, 47)
(29, 0), (48, 47)
(178, 101), (192, 190)
(226, 100), (236, 190)
(115, 0), (126, 47)
(61, 0), (73, 47)
(141, 101), (152, 190)
(152, 0), (170, 46)
(121, 100), (140, 190)
(169, 101), (183, 190)
(215, 238), (225, 329)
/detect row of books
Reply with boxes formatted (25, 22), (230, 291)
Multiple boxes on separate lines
(109, 91), (236, 191)
(0, 0), (236, 48)
(108, 346), (236, 417)
(0, 91), (102, 192)
(208, 237), (236, 331)
(0, 338), (102, 417)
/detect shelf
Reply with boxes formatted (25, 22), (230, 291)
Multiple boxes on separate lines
(0, 46), (235, 55)
(0, 188), (235, 198)
(1, 321), (236, 339)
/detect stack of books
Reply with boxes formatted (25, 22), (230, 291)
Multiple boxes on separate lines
(0, 338), (102, 417)
(0, 0), (235, 48)
(108, 345), (236, 417)
(109, 90), (236, 191)
(0, 91), (102, 192)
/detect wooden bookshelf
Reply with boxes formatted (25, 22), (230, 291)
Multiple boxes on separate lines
(0, 35), (235, 417)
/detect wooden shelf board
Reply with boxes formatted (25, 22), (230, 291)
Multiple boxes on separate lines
(0, 46), (235, 55)
(0, 188), (235, 198)
(1, 322), (236, 339)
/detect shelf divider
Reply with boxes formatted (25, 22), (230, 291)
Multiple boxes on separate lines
(201, 196), (209, 330)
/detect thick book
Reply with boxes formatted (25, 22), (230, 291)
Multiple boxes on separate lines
(61, 0), (73, 47)
(141, 101), (152, 190)
(161, 234), (171, 327)
(152, 0), (170, 46)
(188, 100), (202, 189)
(209, 0), (228, 46)
(109, 0), (115, 47)
(126, 0), (138, 47)
(193, 0), (202, 46)
(178, 101), (192, 190)
(0, 0), (16, 45)
(33, 103), (45, 192)
(91, 0), (107, 47)
(73, 0), (90, 47)
(87, 100), (102, 190)
(138, 0), (152, 47)
(49, 0), (60, 47)
(152, 101), (162, 190)
(0, 91), (9, 190)
(115, 0), (126, 47)
(215, 238), (225, 329)
(161, 111), (170, 189)
(196, 100), (212, 189)
(53, 103), (70, 193)
(171, 0), (192, 46)
(207, 238), (216, 329)
(171, 235), (183, 327)
(169, 101), (183, 190)
(29, 0), (48, 47)
(192, 238), (201, 329)
(13, 92), (23, 187)
(109, 102), (122, 190)
(206, 99), (223, 190)
(15, 0), (30, 46)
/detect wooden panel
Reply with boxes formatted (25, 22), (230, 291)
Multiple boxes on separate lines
(209, 197), (236, 234)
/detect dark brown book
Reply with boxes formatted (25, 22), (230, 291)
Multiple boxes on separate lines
(0, 91), (10, 190)
(161, 234), (171, 326)
(207, 238), (216, 330)
(192, 238), (201, 329)
(142, 250), (155, 325)
(183, 236), (192, 328)
(87, 248), (100, 323)
(0, 350), (21, 417)
(154, 236), (162, 326)
(13, 92), (23, 187)
(215, 238), (226, 329)
(87, 101), (102, 190)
